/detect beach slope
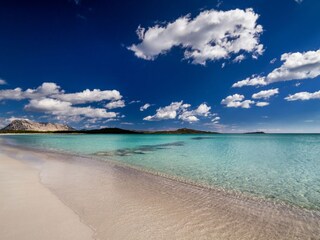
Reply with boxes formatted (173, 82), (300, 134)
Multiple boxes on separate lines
(0, 153), (94, 240)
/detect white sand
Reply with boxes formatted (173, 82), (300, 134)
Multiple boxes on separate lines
(0, 153), (95, 240)
(1, 144), (320, 240)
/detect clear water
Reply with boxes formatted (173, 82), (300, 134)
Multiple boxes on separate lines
(2, 134), (320, 210)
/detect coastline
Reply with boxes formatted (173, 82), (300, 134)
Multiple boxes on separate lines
(2, 136), (319, 212)
(1, 143), (320, 239)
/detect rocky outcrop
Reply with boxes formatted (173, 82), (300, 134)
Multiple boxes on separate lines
(2, 119), (75, 132)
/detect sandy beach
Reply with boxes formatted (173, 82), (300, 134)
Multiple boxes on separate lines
(0, 150), (95, 240)
(1, 143), (320, 240)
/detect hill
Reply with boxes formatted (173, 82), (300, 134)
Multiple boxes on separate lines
(148, 128), (217, 134)
(1, 119), (74, 132)
(1, 121), (217, 134)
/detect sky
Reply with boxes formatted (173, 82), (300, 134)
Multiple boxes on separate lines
(0, 0), (320, 133)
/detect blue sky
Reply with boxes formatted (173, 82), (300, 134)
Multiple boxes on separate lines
(0, 0), (320, 132)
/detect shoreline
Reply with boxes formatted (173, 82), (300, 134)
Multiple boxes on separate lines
(1, 143), (320, 239)
(1, 138), (319, 212)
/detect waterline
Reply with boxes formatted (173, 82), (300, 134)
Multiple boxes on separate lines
(2, 134), (320, 210)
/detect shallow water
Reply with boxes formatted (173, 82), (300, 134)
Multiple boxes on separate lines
(2, 144), (320, 240)
(2, 134), (320, 210)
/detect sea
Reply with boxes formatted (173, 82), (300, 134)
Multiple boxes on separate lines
(2, 133), (320, 210)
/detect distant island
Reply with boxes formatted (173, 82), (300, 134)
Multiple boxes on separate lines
(146, 128), (215, 134)
(244, 131), (266, 134)
(0, 120), (218, 134)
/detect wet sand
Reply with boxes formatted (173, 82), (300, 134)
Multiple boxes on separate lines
(1, 144), (320, 240)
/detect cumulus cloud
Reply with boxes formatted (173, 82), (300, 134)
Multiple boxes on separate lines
(267, 50), (320, 83)
(56, 89), (121, 104)
(256, 102), (269, 107)
(178, 103), (211, 122)
(0, 88), (25, 100)
(129, 8), (264, 65)
(0, 82), (63, 101)
(25, 98), (117, 119)
(221, 94), (254, 108)
(25, 98), (71, 112)
(285, 90), (320, 101)
(232, 49), (320, 87)
(0, 79), (7, 85)
(178, 113), (199, 122)
(233, 54), (246, 63)
(252, 88), (279, 99)
(194, 103), (211, 116)
(0, 82), (122, 120)
(105, 100), (125, 109)
(140, 103), (151, 111)
(144, 101), (184, 121)
(232, 75), (266, 88)
(144, 101), (212, 123)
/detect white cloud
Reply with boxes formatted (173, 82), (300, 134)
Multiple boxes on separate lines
(194, 103), (211, 116)
(56, 89), (121, 104)
(32, 82), (62, 96)
(232, 49), (320, 87)
(0, 79), (7, 85)
(0, 88), (25, 100)
(232, 75), (266, 88)
(267, 50), (320, 83)
(270, 58), (277, 64)
(129, 100), (141, 104)
(176, 103), (211, 123)
(144, 101), (183, 121)
(256, 102), (269, 107)
(105, 100), (125, 109)
(25, 98), (71, 112)
(285, 90), (320, 101)
(144, 101), (212, 123)
(233, 54), (246, 63)
(25, 98), (117, 119)
(212, 116), (221, 123)
(221, 94), (254, 108)
(178, 113), (199, 122)
(0, 82), (123, 120)
(252, 88), (279, 99)
(129, 8), (264, 65)
(140, 103), (151, 111)
(0, 82), (63, 100)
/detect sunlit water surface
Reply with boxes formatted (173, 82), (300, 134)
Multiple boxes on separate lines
(2, 134), (320, 210)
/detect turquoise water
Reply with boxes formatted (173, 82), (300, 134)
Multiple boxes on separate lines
(2, 134), (320, 210)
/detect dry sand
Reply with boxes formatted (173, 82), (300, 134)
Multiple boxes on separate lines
(0, 152), (95, 240)
(1, 144), (320, 240)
